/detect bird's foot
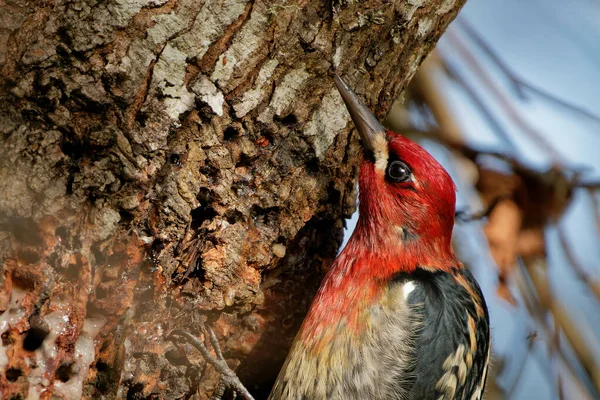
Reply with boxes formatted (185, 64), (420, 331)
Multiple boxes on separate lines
(170, 326), (255, 400)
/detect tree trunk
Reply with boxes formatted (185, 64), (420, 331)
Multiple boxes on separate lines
(0, 0), (465, 398)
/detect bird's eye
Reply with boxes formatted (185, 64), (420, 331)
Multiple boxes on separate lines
(386, 160), (411, 183)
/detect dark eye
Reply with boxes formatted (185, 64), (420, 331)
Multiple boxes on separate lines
(386, 160), (411, 182)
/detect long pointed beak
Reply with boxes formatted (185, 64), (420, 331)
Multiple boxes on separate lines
(333, 74), (387, 153)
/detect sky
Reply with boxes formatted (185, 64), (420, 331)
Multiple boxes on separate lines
(341, 0), (600, 398)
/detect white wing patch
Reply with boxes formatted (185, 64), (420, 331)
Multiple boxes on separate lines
(402, 281), (417, 300)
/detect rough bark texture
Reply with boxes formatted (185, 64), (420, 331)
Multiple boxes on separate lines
(0, 0), (465, 398)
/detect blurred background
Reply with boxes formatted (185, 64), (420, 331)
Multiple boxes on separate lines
(343, 0), (600, 399)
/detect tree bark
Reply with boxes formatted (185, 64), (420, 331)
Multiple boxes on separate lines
(0, 0), (465, 398)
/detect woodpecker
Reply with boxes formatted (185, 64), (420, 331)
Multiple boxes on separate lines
(268, 75), (491, 400)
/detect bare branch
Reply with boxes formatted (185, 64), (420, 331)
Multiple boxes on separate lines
(170, 329), (256, 400)
(443, 30), (565, 164)
(556, 226), (600, 302)
(457, 18), (600, 126)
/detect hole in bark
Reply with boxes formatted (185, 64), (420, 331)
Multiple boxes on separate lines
(299, 40), (315, 54)
(6, 368), (22, 382)
(224, 209), (244, 224)
(2, 332), (11, 346)
(118, 209), (136, 226)
(94, 359), (116, 394)
(196, 187), (212, 204)
(305, 157), (320, 175)
(55, 362), (74, 382)
(56, 26), (72, 46)
(60, 134), (85, 162)
(97, 360), (109, 372)
(127, 383), (146, 400)
(190, 206), (217, 230)
(275, 113), (298, 126)
(199, 165), (219, 182)
(150, 239), (164, 264)
(23, 327), (49, 351)
(55, 44), (70, 59)
(91, 243), (106, 267)
(235, 153), (253, 169)
(224, 126), (239, 141)
(170, 153), (184, 168)
(187, 257), (205, 281)
(135, 111), (148, 127)
(12, 274), (36, 291)
(327, 183), (341, 205)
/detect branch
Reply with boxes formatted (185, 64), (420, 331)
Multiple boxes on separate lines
(517, 257), (600, 397)
(556, 225), (600, 302)
(443, 30), (565, 164)
(170, 328), (256, 400)
(457, 18), (600, 126)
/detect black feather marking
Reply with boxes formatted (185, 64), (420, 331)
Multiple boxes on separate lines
(390, 267), (490, 400)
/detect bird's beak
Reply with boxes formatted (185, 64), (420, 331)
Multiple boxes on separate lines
(333, 74), (387, 154)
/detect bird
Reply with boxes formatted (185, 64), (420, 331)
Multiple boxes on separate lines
(267, 75), (490, 400)
(172, 74), (490, 400)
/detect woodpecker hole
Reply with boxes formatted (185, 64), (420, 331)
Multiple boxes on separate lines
(6, 368), (23, 382)
(2, 332), (11, 346)
(275, 113), (298, 126)
(190, 206), (217, 230)
(199, 165), (219, 182)
(170, 153), (183, 167)
(224, 126), (239, 141)
(23, 326), (49, 351)
(327, 183), (341, 205)
(235, 153), (253, 169)
(305, 157), (320, 175)
(224, 209), (244, 224)
(55, 362), (74, 382)
(118, 208), (136, 227)
(127, 383), (145, 400)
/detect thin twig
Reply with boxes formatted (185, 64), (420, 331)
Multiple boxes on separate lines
(456, 18), (600, 125)
(516, 258), (600, 397)
(456, 195), (511, 222)
(170, 329), (256, 400)
(589, 189), (600, 237)
(553, 322), (565, 400)
(443, 30), (564, 164)
(557, 225), (600, 301)
(505, 330), (536, 397)
(440, 58), (520, 152)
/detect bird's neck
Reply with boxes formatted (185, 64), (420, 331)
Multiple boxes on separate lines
(350, 216), (458, 276)
(299, 226), (459, 348)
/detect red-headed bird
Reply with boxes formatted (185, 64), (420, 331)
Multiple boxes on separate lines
(268, 75), (490, 400)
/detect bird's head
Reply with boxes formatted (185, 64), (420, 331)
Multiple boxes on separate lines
(334, 75), (458, 273)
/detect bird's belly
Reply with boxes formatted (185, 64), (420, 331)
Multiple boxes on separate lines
(270, 282), (418, 400)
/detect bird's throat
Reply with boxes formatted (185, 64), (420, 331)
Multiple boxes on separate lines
(297, 221), (460, 351)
